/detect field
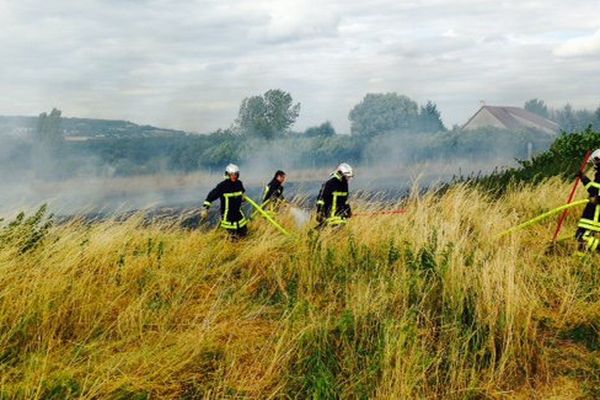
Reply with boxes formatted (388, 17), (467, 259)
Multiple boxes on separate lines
(0, 177), (599, 399)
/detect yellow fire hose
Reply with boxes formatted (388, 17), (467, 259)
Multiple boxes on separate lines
(243, 195), (291, 237)
(497, 198), (589, 237)
(250, 198), (277, 219)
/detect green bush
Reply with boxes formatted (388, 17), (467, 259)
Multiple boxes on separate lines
(473, 126), (600, 192)
(0, 204), (53, 254)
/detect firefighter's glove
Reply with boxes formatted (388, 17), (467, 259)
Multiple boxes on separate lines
(200, 208), (209, 219)
(576, 171), (585, 180)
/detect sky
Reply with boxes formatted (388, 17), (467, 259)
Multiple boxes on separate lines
(1, 0), (599, 134)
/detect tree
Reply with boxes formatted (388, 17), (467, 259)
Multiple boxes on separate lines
(348, 93), (419, 136)
(574, 109), (595, 131)
(553, 103), (577, 132)
(524, 98), (549, 119)
(235, 89), (301, 140)
(594, 105), (600, 129)
(418, 101), (446, 133)
(35, 108), (64, 147)
(33, 108), (64, 178)
(304, 121), (336, 137)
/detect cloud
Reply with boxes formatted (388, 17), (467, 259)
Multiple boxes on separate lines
(0, 0), (599, 133)
(553, 29), (600, 57)
(251, 0), (340, 43)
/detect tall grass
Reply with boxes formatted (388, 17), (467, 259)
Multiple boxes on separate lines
(0, 178), (599, 399)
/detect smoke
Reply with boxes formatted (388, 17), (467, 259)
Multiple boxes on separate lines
(289, 206), (311, 227)
(0, 115), (553, 220)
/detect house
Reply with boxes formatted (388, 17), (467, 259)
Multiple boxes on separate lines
(463, 105), (560, 135)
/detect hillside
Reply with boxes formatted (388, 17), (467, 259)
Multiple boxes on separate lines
(0, 115), (186, 139)
(0, 178), (599, 399)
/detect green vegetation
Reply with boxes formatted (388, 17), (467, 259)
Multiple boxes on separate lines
(524, 98), (550, 119)
(524, 98), (600, 133)
(0, 120), (555, 179)
(3, 93), (600, 180)
(235, 89), (301, 139)
(304, 121), (336, 138)
(348, 93), (446, 136)
(475, 126), (600, 191)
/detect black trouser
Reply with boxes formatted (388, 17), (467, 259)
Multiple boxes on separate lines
(225, 225), (247, 239)
(575, 228), (600, 252)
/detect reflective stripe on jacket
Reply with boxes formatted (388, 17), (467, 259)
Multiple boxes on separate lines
(578, 172), (600, 232)
(316, 172), (350, 225)
(204, 179), (248, 229)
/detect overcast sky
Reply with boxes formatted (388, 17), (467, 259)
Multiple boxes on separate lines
(1, 0), (599, 133)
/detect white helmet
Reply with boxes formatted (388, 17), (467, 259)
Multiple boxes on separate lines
(225, 163), (240, 176)
(336, 163), (354, 179)
(591, 149), (600, 167)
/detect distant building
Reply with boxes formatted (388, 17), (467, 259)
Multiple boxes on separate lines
(463, 105), (560, 135)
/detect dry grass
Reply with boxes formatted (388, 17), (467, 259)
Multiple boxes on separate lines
(0, 178), (599, 399)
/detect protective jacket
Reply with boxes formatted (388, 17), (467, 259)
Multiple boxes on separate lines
(578, 170), (600, 232)
(203, 179), (248, 230)
(316, 172), (351, 226)
(262, 179), (285, 208)
(576, 169), (600, 252)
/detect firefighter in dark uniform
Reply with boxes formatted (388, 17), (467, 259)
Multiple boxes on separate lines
(575, 149), (600, 252)
(316, 163), (353, 227)
(261, 170), (286, 211)
(201, 163), (248, 238)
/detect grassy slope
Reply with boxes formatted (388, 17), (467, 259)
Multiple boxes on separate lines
(0, 179), (599, 399)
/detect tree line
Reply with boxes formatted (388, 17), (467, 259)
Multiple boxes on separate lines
(235, 92), (600, 138)
(524, 98), (600, 133)
(234, 89), (447, 139)
(3, 90), (599, 180)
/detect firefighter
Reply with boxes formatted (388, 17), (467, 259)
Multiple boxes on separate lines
(201, 163), (248, 238)
(261, 170), (286, 211)
(316, 163), (353, 227)
(575, 149), (600, 252)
